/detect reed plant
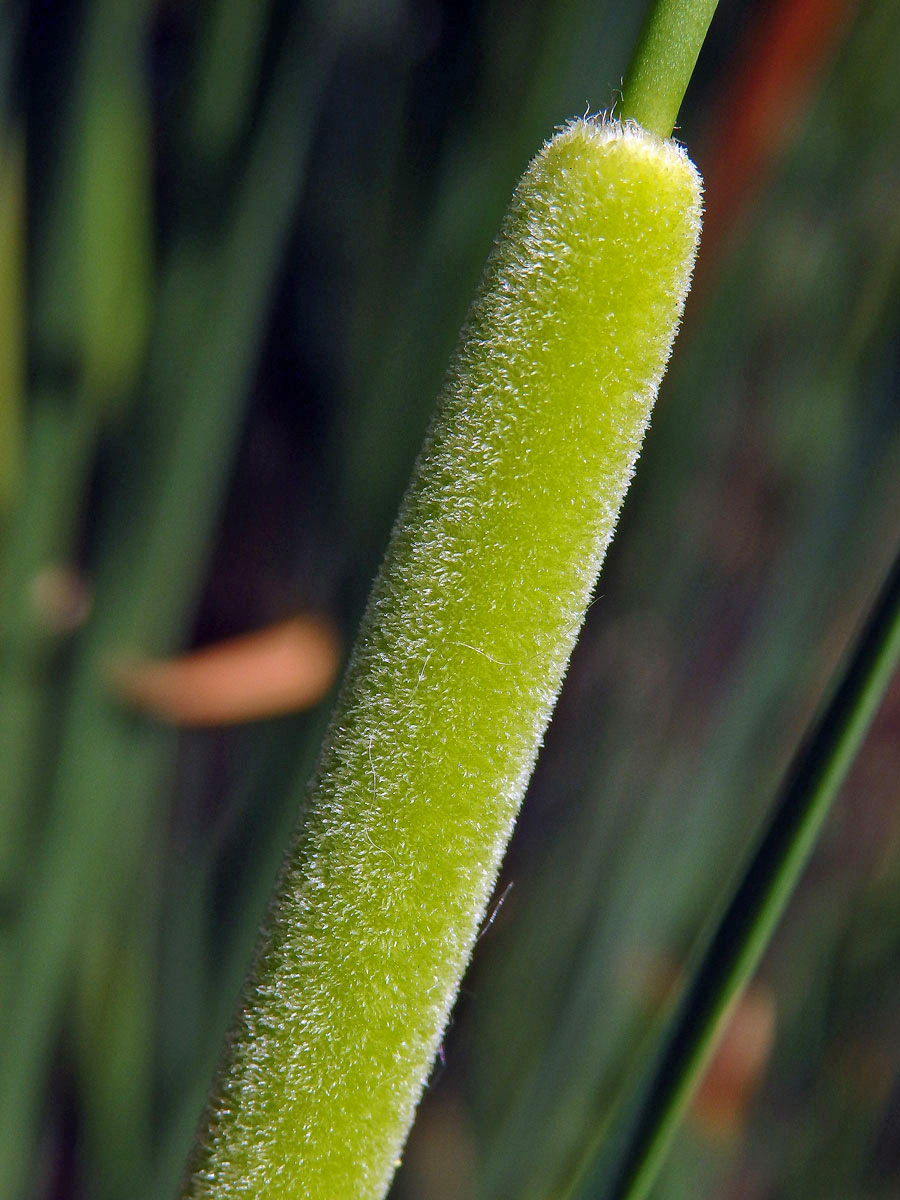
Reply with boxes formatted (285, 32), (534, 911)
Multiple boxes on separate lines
(2, 1), (900, 1198)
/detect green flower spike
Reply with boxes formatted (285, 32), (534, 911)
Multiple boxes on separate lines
(182, 117), (703, 1200)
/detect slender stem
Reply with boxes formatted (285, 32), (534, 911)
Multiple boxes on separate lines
(0, 397), (99, 889)
(603, 540), (900, 1200)
(620, 0), (720, 137)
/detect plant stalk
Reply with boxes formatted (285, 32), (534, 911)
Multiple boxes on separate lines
(620, 0), (720, 137)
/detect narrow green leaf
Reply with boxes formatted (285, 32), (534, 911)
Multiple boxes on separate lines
(189, 0), (271, 161)
(78, 65), (153, 409)
(0, 131), (24, 518)
(182, 118), (702, 1200)
(597, 542), (900, 1200)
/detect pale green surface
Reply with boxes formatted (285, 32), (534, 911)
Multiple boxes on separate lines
(620, 0), (720, 137)
(182, 119), (702, 1200)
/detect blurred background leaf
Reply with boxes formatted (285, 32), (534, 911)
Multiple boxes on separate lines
(1, 2), (899, 1199)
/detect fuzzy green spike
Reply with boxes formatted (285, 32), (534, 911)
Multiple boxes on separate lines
(182, 118), (702, 1200)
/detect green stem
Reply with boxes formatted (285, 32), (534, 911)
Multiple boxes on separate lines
(620, 0), (720, 137)
(0, 397), (99, 889)
(602, 540), (900, 1200)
